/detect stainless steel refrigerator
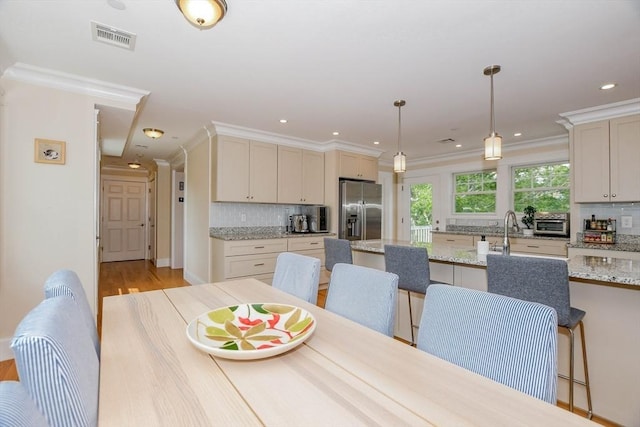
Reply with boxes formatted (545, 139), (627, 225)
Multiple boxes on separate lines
(339, 180), (382, 241)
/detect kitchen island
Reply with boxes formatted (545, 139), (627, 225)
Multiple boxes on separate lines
(351, 239), (640, 426)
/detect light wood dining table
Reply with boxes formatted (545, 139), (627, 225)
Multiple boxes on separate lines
(98, 278), (596, 426)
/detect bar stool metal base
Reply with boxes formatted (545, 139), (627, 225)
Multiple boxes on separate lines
(558, 320), (592, 419)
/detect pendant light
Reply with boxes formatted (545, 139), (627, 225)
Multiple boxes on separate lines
(483, 65), (502, 160)
(393, 99), (407, 173)
(176, 0), (227, 29)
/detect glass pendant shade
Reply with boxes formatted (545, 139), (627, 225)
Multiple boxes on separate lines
(484, 132), (502, 160)
(176, 0), (227, 29)
(393, 152), (406, 173)
(393, 99), (407, 173)
(483, 65), (502, 160)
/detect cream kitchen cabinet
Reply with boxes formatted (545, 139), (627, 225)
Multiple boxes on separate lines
(210, 236), (327, 286)
(432, 233), (475, 248)
(508, 237), (568, 257)
(338, 151), (378, 181)
(212, 136), (278, 203)
(277, 146), (324, 204)
(573, 114), (640, 203)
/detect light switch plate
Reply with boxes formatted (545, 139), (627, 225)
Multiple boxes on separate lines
(621, 215), (632, 228)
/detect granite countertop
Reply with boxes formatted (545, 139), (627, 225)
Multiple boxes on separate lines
(566, 241), (640, 253)
(210, 226), (335, 241)
(350, 239), (640, 288)
(432, 229), (570, 242)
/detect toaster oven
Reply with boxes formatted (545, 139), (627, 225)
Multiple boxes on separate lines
(533, 212), (569, 236)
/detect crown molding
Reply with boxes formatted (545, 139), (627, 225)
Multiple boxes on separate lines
(381, 134), (568, 168)
(2, 63), (149, 106)
(212, 121), (385, 157)
(558, 98), (640, 126)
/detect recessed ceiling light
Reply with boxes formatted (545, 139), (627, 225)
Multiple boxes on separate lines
(455, 144), (462, 148)
(600, 83), (617, 90)
(514, 132), (522, 137)
(373, 141), (380, 145)
(279, 119), (287, 123)
(332, 131), (339, 136)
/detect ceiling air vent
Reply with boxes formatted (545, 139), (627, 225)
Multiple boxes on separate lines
(91, 21), (136, 50)
(436, 138), (456, 144)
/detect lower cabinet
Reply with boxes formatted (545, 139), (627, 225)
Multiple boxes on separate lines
(211, 236), (327, 286)
(509, 237), (568, 257)
(432, 233), (475, 247)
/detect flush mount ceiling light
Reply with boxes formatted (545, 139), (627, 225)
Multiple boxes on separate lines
(128, 155), (142, 169)
(143, 128), (164, 139)
(600, 83), (617, 90)
(483, 65), (502, 161)
(175, 0), (227, 29)
(393, 99), (407, 173)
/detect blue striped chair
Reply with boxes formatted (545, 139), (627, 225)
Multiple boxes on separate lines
(44, 269), (100, 357)
(325, 263), (399, 337)
(11, 296), (99, 427)
(486, 254), (593, 417)
(0, 381), (48, 427)
(272, 252), (321, 304)
(417, 284), (558, 404)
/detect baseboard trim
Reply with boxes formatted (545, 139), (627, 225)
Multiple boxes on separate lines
(155, 258), (170, 268)
(184, 270), (204, 285)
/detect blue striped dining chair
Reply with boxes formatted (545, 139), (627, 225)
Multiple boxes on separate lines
(325, 263), (399, 337)
(0, 381), (48, 427)
(44, 269), (100, 357)
(272, 252), (321, 304)
(417, 284), (558, 404)
(11, 296), (100, 427)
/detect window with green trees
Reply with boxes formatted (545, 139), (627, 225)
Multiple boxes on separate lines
(454, 170), (497, 213)
(513, 162), (570, 212)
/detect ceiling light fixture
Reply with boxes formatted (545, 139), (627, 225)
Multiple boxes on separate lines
(393, 99), (407, 173)
(175, 0), (227, 29)
(483, 65), (502, 160)
(600, 83), (617, 90)
(143, 128), (164, 139)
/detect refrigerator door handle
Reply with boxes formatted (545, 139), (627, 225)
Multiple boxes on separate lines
(360, 201), (366, 240)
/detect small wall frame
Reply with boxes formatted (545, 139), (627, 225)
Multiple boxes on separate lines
(34, 138), (66, 165)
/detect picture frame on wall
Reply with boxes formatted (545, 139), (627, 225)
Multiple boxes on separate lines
(34, 138), (66, 165)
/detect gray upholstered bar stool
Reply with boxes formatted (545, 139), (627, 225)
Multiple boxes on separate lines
(384, 244), (437, 346)
(324, 238), (353, 273)
(486, 254), (593, 419)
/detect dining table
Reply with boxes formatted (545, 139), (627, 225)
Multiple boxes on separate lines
(98, 278), (597, 426)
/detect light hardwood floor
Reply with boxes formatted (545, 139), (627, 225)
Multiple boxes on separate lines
(0, 261), (614, 425)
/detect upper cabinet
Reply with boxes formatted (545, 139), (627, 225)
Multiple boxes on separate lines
(277, 146), (324, 204)
(573, 114), (640, 203)
(338, 151), (378, 181)
(212, 136), (278, 203)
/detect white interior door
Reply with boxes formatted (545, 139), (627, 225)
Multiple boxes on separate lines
(102, 180), (147, 262)
(400, 175), (442, 242)
(148, 176), (156, 264)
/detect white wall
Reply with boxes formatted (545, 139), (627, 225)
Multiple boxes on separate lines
(0, 81), (98, 360)
(171, 170), (185, 269)
(183, 133), (211, 285)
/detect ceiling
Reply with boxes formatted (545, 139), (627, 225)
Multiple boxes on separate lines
(1, 1), (639, 169)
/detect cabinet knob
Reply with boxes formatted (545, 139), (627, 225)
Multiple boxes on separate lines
(612, 194), (616, 198)
(246, 196), (250, 199)
(603, 194), (608, 198)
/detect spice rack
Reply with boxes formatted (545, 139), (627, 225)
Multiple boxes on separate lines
(583, 218), (616, 244)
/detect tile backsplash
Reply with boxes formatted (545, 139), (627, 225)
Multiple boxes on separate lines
(210, 202), (306, 228)
(577, 202), (640, 236)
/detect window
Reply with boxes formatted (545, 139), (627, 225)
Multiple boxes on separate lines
(454, 170), (497, 213)
(513, 163), (570, 212)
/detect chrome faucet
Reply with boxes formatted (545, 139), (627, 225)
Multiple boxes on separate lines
(503, 210), (521, 255)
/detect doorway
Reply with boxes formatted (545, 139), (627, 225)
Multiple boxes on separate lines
(400, 175), (441, 242)
(101, 179), (147, 262)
